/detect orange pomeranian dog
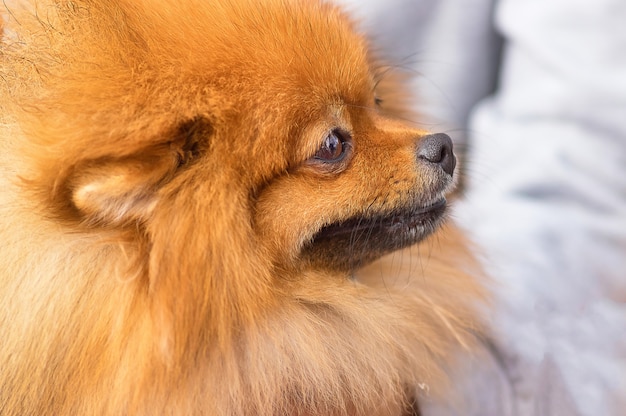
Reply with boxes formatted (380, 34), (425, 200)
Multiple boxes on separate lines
(0, 1), (483, 415)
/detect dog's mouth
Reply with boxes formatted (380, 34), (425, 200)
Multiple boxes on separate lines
(300, 198), (448, 272)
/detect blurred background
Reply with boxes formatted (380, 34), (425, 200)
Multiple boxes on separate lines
(337, 0), (626, 415)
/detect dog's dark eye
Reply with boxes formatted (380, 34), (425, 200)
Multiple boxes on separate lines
(314, 130), (350, 162)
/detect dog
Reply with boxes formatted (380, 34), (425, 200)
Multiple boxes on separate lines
(0, 1), (483, 415)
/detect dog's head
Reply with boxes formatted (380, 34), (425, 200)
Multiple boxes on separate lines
(18, 1), (453, 266)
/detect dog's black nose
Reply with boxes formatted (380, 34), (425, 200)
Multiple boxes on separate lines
(417, 133), (456, 176)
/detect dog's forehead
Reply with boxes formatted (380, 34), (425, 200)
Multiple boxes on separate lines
(244, 3), (371, 105)
(148, 0), (375, 104)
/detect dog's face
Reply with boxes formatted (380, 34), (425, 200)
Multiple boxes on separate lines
(256, 106), (455, 274)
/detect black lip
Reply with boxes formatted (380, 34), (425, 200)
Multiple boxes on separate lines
(301, 197), (448, 271)
(313, 198), (447, 240)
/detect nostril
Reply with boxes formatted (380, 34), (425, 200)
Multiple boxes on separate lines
(417, 133), (456, 176)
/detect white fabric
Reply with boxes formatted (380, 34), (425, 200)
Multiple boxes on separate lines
(462, 1), (626, 414)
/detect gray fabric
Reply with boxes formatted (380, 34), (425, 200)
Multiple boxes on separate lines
(339, 0), (626, 415)
(340, 0), (501, 146)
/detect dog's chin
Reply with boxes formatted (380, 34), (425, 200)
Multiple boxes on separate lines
(300, 198), (448, 272)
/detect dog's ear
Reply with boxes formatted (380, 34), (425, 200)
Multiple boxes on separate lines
(66, 118), (209, 227)
(69, 150), (177, 226)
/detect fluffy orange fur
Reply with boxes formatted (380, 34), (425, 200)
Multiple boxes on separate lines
(0, 1), (484, 415)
